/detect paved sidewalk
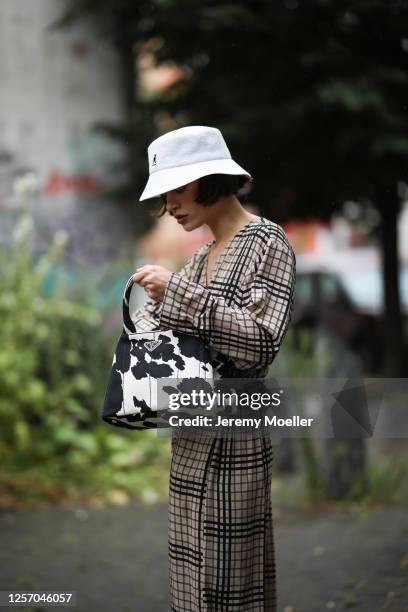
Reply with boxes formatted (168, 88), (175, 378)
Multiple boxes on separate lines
(0, 502), (407, 611)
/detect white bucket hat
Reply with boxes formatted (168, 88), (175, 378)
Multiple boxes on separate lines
(139, 125), (251, 201)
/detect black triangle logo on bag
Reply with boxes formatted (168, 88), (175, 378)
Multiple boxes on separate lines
(144, 339), (162, 352)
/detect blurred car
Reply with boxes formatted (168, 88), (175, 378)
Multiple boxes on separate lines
(292, 248), (408, 372)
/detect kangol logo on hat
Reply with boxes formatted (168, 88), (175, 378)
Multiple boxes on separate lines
(139, 125), (251, 201)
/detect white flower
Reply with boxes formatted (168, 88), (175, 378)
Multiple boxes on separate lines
(53, 230), (70, 248)
(13, 172), (39, 197)
(12, 215), (33, 243)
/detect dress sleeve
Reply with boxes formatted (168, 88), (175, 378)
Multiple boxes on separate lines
(158, 236), (296, 370)
(130, 247), (206, 331)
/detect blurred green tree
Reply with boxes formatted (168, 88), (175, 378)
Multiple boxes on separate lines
(55, 0), (408, 375)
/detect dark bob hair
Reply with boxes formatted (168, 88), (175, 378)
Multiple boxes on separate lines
(154, 173), (252, 217)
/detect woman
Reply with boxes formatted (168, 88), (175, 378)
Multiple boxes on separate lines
(132, 125), (296, 612)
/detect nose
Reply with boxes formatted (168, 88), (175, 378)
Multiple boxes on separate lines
(165, 191), (180, 214)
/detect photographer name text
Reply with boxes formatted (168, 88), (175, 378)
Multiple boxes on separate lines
(168, 415), (314, 428)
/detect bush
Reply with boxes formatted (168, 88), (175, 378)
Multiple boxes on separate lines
(0, 206), (170, 508)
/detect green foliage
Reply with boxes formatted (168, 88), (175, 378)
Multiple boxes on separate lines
(0, 209), (106, 466)
(0, 207), (170, 508)
(270, 328), (327, 504)
(360, 456), (408, 505)
(269, 327), (408, 507)
(270, 326), (332, 378)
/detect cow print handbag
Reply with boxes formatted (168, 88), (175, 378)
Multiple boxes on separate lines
(101, 274), (214, 430)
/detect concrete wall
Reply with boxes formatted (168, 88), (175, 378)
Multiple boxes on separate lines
(0, 0), (132, 266)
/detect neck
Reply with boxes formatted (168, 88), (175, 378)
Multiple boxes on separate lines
(205, 196), (258, 245)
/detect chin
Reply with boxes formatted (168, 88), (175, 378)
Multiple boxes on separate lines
(183, 219), (202, 231)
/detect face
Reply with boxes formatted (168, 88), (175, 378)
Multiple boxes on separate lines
(163, 180), (212, 231)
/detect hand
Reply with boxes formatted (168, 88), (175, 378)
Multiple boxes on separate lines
(132, 264), (172, 301)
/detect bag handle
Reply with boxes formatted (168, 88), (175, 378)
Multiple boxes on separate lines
(122, 274), (137, 334)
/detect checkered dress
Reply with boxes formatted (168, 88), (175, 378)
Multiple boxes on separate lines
(132, 216), (296, 611)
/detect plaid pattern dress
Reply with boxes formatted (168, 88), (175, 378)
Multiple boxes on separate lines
(132, 216), (296, 611)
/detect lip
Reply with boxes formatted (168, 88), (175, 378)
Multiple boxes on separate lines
(176, 214), (188, 223)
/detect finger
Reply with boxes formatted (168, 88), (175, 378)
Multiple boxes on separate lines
(135, 264), (154, 273)
(146, 287), (158, 299)
(133, 269), (151, 282)
(148, 289), (160, 299)
(141, 277), (157, 289)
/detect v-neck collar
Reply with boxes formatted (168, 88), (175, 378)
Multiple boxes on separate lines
(202, 216), (264, 286)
